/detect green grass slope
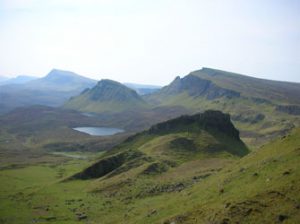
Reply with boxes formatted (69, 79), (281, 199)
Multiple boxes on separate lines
(158, 127), (300, 224)
(193, 67), (300, 105)
(71, 110), (248, 180)
(145, 68), (300, 147)
(0, 114), (299, 223)
(64, 79), (149, 113)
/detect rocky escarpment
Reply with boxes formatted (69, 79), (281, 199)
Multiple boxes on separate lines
(276, 105), (300, 115)
(232, 113), (265, 124)
(70, 110), (248, 181)
(70, 150), (144, 180)
(148, 110), (241, 140)
(159, 74), (240, 100)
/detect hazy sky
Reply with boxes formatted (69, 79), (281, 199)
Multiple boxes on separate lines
(0, 0), (299, 85)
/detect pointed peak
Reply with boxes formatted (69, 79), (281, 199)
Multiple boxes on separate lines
(174, 76), (181, 80)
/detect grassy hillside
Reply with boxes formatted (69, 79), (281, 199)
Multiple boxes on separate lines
(145, 68), (300, 147)
(71, 110), (248, 180)
(193, 68), (300, 105)
(0, 113), (299, 223)
(64, 79), (149, 113)
(157, 127), (300, 223)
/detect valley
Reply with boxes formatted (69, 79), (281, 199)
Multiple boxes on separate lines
(0, 111), (299, 223)
(1, 1), (299, 223)
(0, 67), (299, 224)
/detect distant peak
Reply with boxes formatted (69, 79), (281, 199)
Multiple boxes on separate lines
(201, 67), (214, 71)
(170, 76), (181, 84)
(97, 79), (122, 85)
(88, 78), (142, 101)
(50, 68), (60, 72)
(47, 69), (75, 76)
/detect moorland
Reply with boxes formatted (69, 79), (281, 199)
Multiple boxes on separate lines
(0, 67), (299, 223)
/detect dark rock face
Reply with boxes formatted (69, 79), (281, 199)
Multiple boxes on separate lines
(71, 150), (144, 180)
(232, 113), (265, 124)
(276, 105), (300, 115)
(142, 162), (169, 175)
(149, 110), (240, 140)
(277, 214), (288, 222)
(72, 153), (125, 180)
(160, 75), (240, 100)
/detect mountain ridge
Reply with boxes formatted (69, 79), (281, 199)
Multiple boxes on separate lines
(192, 67), (300, 104)
(64, 79), (148, 113)
(144, 67), (300, 147)
(0, 69), (97, 114)
(0, 75), (37, 85)
(25, 69), (96, 91)
(71, 110), (248, 180)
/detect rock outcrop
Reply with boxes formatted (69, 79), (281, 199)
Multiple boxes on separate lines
(276, 105), (300, 115)
(159, 74), (240, 100)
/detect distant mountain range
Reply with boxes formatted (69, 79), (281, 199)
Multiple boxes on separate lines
(24, 69), (96, 91)
(0, 70), (163, 114)
(0, 67), (299, 223)
(1, 67), (300, 147)
(0, 69), (97, 114)
(144, 68), (300, 146)
(146, 67), (300, 105)
(63, 67), (300, 147)
(0, 75), (37, 85)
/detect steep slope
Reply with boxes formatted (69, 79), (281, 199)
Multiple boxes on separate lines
(147, 67), (300, 106)
(0, 117), (299, 223)
(64, 79), (148, 113)
(0, 69), (97, 114)
(158, 127), (300, 224)
(67, 122), (300, 224)
(145, 68), (300, 147)
(193, 67), (300, 105)
(71, 110), (248, 180)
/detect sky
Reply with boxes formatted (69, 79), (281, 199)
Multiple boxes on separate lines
(0, 0), (299, 85)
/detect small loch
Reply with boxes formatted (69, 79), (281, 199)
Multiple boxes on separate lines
(72, 127), (124, 136)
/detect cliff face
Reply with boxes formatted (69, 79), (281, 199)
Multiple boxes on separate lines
(159, 75), (240, 100)
(276, 105), (300, 115)
(148, 110), (240, 140)
(71, 110), (248, 181)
